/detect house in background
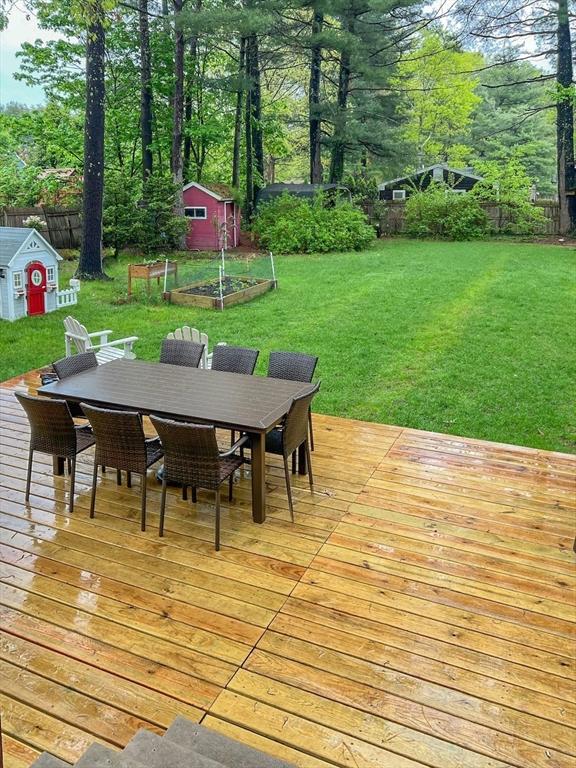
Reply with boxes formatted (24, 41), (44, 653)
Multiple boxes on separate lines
(0, 227), (78, 321)
(257, 182), (351, 206)
(379, 163), (484, 200)
(183, 182), (241, 251)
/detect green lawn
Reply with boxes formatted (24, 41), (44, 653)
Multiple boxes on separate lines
(2, 239), (575, 453)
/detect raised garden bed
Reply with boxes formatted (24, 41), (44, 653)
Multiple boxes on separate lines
(168, 275), (275, 309)
(128, 260), (178, 295)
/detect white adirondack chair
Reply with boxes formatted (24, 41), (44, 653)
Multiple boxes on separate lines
(64, 316), (138, 364)
(167, 326), (225, 369)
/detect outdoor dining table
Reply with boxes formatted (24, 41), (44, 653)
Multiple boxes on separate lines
(38, 357), (315, 523)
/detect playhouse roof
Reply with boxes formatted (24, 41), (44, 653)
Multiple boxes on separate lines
(0, 227), (62, 267)
(182, 181), (235, 201)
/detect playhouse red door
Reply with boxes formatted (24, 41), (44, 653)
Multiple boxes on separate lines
(26, 261), (47, 316)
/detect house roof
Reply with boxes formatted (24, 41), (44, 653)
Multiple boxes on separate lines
(0, 227), (62, 267)
(257, 183), (350, 201)
(182, 181), (235, 201)
(378, 163), (483, 190)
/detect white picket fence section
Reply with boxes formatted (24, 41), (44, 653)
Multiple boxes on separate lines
(56, 287), (79, 308)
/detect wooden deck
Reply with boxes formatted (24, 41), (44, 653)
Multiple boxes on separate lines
(1, 370), (575, 768)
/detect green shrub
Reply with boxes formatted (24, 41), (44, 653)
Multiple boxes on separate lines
(137, 175), (189, 254)
(405, 185), (489, 240)
(253, 193), (375, 254)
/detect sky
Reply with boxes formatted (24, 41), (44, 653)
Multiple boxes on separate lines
(0, 4), (60, 105)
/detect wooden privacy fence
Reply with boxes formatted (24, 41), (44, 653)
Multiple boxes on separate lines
(376, 200), (561, 236)
(1, 206), (81, 249)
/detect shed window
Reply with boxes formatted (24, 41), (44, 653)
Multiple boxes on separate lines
(185, 207), (207, 219)
(392, 189), (406, 201)
(47, 266), (56, 283)
(13, 271), (23, 291)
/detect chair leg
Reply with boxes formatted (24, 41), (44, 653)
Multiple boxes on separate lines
(141, 475), (147, 532)
(89, 460), (98, 518)
(116, 469), (122, 486)
(305, 440), (314, 491)
(101, 465), (106, 473)
(182, 484), (188, 501)
(25, 448), (33, 501)
(69, 457), (76, 514)
(67, 458), (72, 475)
(291, 451), (297, 474)
(283, 456), (294, 522)
(127, 471), (132, 488)
(229, 474), (234, 502)
(159, 476), (167, 537)
(192, 487), (197, 503)
(308, 408), (315, 451)
(215, 490), (221, 551)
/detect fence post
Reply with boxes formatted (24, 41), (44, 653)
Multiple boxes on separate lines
(269, 251), (277, 288)
(218, 265), (224, 311)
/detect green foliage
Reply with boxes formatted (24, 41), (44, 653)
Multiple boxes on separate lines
(253, 193), (375, 254)
(472, 157), (545, 235)
(136, 175), (189, 255)
(405, 185), (489, 240)
(343, 170), (379, 203)
(102, 172), (141, 257)
(0, 162), (68, 207)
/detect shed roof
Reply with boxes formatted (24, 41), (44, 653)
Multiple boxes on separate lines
(378, 163), (483, 190)
(182, 181), (236, 201)
(0, 227), (62, 267)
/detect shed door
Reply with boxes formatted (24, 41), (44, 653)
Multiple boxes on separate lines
(26, 261), (47, 316)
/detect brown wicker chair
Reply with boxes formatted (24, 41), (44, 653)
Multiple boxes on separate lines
(15, 392), (95, 514)
(81, 403), (163, 531)
(211, 345), (259, 375)
(150, 416), (247, 550)
(52, 351), (99, 379)
(267, 351), (318, 452)
(160, 339), (205, 368)
(263, 383), (320, 521)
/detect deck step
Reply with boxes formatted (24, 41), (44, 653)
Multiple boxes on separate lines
(73, 743), (145, 768)
(122, 730), (226, 768)
(30, 755), (71, 768)
(164, 717), (295, 767)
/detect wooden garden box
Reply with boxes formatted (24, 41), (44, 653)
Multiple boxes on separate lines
(128, 261), (178, 295)
(169, 276), (275, 309)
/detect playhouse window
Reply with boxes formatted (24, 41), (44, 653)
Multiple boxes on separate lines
(47, 266), (56, 283)
(185, 207), (207, 219)
(392, 189), (406, 200)
(13, 271), (23, 291)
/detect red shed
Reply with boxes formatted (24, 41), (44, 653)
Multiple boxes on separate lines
(182, 181), (241, 251)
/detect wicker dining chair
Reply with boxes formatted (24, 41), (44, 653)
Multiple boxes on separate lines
(160, 339), (205, 368)
(211, 345), (259, 375)
(52, 351), (99, 379)
(81, 403), (164, 531)
(263, 382), (320, 521)
(15, 392), (95, 514)
(52, 351), (99, 419)
(150, 416), (247, 550)
(267, 351), (319, 452)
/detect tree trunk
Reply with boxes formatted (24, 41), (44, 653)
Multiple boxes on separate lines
(232, 37), (245, 189)
(244, 32), (263, 219)
(78, 0), (107, 279)
(309, 10), (323, 184)
(184, 0), (201, 184)
(328, 25), (352, 184)
(556, 0), (575, 233)
(172, 0), (185, 234)
(245, 75), (254, 220)
(139, 0), (153, 183)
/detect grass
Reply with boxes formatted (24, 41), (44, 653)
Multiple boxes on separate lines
(2, 239), (575, 453)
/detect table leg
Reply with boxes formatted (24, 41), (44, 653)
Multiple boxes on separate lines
(298, 442), (307, 475)
(251, 432), (266, 523)
(53, 456), (65, 475)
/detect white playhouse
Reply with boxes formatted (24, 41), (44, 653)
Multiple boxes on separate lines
(0, 227), (79, 322)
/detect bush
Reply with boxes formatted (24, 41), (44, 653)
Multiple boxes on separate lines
(136, 175), (189, 255)
(253, 193), (375, 254)
(405, 185), (489, 240)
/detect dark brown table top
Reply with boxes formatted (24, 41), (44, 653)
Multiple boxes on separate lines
(38, 358), (315, 433)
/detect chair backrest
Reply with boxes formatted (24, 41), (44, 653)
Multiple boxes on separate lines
(150, 416), (222, 489)
(64, 316), (90, 353)
(167, 327), (209, 368)
(282, 382), (321, 456)
(15, 392), (77, 457)
(268, 351), (318, 383)
(53, 351), (98, 379)
(211, 345), (259, 375)
(81, 402), (147, 471)
(160, 339), (205, 368)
